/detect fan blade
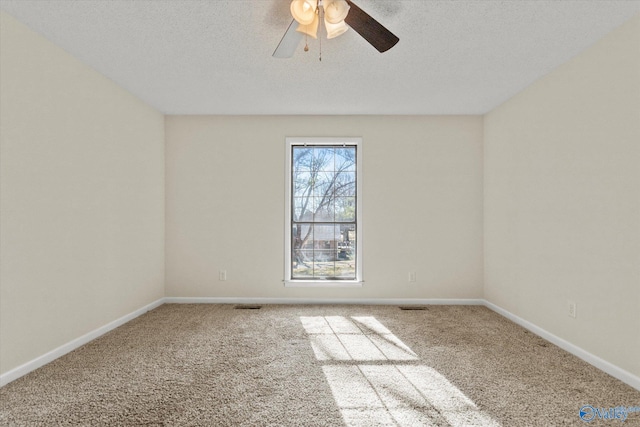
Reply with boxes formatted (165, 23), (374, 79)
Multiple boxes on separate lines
(273, 19), (304, 58)
(344, 0), (399, 53)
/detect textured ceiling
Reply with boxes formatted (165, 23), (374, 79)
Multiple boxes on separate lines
(1, 0), (639, 115)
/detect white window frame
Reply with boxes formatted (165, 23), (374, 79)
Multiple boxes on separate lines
(284, 137), (363, 287)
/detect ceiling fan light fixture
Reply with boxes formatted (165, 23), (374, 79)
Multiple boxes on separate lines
(323, 0), (350, 24)
(324, 18), (349, 39)
(274, 0), (399, 58)
(290, 0), (318, 25)
(296, 14), (319, 39)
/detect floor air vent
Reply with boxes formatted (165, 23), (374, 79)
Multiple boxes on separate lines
(234, 305), (262, 310)
(399, 306), (427, 311)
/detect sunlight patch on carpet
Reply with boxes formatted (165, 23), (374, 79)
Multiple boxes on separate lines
(300, 315), (418, 361)
(301, 315), (501, 427)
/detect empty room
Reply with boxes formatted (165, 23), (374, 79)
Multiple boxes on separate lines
(1, 0), (639, 425)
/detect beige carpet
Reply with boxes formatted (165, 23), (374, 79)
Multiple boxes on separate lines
(1, 304), (638, 426)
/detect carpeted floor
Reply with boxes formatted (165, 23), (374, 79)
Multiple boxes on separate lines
(1, 304), (638, 426)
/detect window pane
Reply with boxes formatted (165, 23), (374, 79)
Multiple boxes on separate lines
(313, 172), (334, 198)
(292, 249), (314, 278)
(292, 223), (314, 250)
(335, 197), (356, 222)
(293, 147), (313, 172)
(293, 171), (312, 198)
(313, 224), (336, 248)
(314, 198), (334, 222)
(293, 197), (314, 222)
(335, 147), (356, 172)
(338, 225), (355, 257)
(313, 250), (335, 278)
(335, 262), (355, 278)
(314, 147), (335, 173)
(335, 172), (356, 197)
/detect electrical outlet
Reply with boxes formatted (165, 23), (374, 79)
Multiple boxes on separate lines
(408, 272), (416, 282)
(568, 301), (577, 318)
(219, 270), (227, 281)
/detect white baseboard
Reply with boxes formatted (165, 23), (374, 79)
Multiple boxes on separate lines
(164, 297), (485, 306)
(2, 296), (478, 387)
(3, 297), (637, 392)
(483, 300), (640, 391)
(0, 298), (164, 387)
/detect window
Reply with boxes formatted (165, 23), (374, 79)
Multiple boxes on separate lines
(285, 138), (362, 287)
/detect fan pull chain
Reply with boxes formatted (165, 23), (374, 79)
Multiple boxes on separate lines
(318, 5), (322, 61)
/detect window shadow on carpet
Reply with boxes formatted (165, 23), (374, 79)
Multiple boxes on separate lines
(300, 315), (501, 427)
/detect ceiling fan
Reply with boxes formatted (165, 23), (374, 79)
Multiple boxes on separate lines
(273, 0), (399, 58)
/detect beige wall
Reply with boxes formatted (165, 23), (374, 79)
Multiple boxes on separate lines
(484, 15), (640, 377)
(165, 115), (484, 300)
(0, 12), (165, 374)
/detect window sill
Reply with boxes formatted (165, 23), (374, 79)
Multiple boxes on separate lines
(284, 280), (363, 288)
